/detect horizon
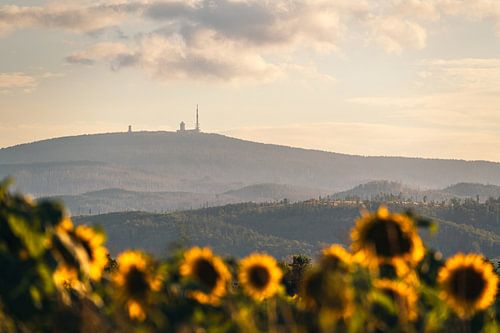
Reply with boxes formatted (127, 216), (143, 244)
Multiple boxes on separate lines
(2, 1), (500, 162)
(2, 128), (500, 164)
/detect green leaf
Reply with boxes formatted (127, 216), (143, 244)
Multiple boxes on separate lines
(370, 291), (397, 315)
(29, 286), (42, 309)
(7, 215), (47, 258)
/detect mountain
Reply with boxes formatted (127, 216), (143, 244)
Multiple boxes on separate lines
(443, 183), (500, 200)
(74, 200), (500, 259)
(332, 180), (500, 203)
(223, 183), (328, 202)
(331, 181), (430, 201)
(2, 131), (500, 197)
(0, 161), (179, 197)
(47, 188), (238, 215)
(44, 180), (500, 216)
(45, 183), (326, 215)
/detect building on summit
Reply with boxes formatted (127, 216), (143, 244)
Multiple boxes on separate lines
(178, 105), (201, 133)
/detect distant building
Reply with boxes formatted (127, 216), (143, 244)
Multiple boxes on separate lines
(128, 125), (132, 133)
(177, 105), (201, 133)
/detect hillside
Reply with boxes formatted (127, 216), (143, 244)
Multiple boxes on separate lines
(44, 183), (326, 215)
(74, 201), (500, 259)
(44, 180), (500, 216)
(443, 183), (500, 200)
(2, 131), (500, 197)
(0, 161), (181, 197)
(223, 183), (328, 202)
(331, 181), (437, 201)
(74, 210), (315, 258)
(332, 180), (500, 203)
(47, 189), (238, 215)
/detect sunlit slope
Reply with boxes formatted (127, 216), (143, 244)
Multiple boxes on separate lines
(2, 131), (500, 196)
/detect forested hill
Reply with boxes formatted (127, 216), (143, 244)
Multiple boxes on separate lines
(45, 183), (328, 215)
(75, 200), (500, 259)
(443, 183), (500, 198)
(2, 131), (500, 197)
(331, 180), (500, 202)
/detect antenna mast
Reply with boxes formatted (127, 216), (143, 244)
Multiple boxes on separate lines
(196, 104), (200, 132)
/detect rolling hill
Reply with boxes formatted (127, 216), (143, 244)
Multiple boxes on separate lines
(74, 210), (316, 258)
(222, 183), (329, 202)
(2, 131), (500, 197)
(74, 200), (500, 259)
(46, 183), (327, 215)
(47, 188), (238, 215)
(331, 181), (435, 201)
(332, 180), (500, 202)
(443, 183), (500, 199)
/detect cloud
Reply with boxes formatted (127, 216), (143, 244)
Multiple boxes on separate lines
(62, 0), (366, 81)
(5, 0), (500, 81)
(65, 42), (131, 65)
(0, 71), (65, 93)
(142, 0), (363, 52)
(0, 73), (38, 90)
(439, 0), (500, 35)
(0, 2), (131, 36)
(1, 0), (425, 81)
(364, 15), (427, 54)
(65, 32), (284, 81)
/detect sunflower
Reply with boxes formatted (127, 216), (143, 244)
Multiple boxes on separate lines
(320, 244), (352, 272)
(127, 300), (146, 321)
(437, 253), (498, 319)
(180, 247), (231, 305)
(53, 265), (80, 290)
(373, 279), (418, 322)
(300, 267), (353, 318)
(114, 250), (162, 320)
(374, 259), (420, 288)
(238, 253), (283, 301)
(351, 206), (424, 266)
(74, 225), (108, 281)
(57, 217), (74, 233)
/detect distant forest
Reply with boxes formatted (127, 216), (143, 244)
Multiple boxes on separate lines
(75, 199), (500, 260)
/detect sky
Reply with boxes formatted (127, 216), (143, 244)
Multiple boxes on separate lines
(1, 0), (500, 162)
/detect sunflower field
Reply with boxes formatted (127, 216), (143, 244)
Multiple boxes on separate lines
(0, 178), (499, 333)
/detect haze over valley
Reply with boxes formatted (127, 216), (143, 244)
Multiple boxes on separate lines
(2, 131), (500, 198)
(1, 131), (499, 259)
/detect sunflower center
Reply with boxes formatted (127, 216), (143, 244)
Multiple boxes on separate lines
(381, 287), (400, 302)
(125, 266), (150, 298)
(364, 219), (411, 258)
(322, 256), (340, 270)
(248, 265), (271, 290)
(449, 267), (485, 302)
(193, 258), (219, 291)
